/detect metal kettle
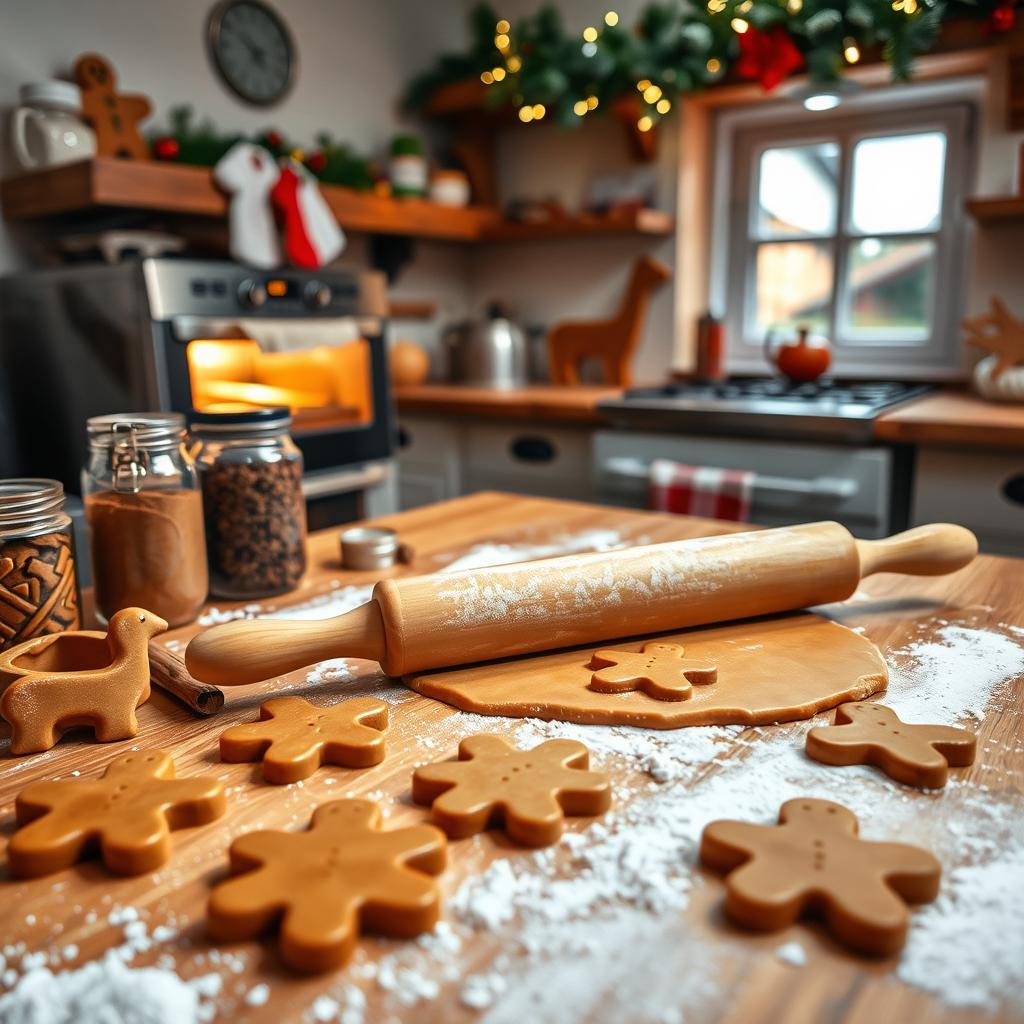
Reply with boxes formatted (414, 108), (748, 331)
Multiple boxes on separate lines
(444, 303), (529, 389)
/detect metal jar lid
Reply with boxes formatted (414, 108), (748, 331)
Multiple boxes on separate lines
(0, 478), (68, 537)
(189, 406), (293, 438)
(87, 412), (187, 449)
(340, 527), (398, 570)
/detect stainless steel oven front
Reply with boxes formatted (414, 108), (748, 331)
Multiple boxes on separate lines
(0, 258), (397, 530)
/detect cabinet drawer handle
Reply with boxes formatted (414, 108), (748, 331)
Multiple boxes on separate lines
(510, 436), (556, 463)
(1002, 473), (1024, 507)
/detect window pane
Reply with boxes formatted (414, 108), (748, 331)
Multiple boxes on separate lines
(850, 132), (946, 234)
(755, 142), (839, 238)
(754, 241), (833, 336)
(841, 237), (936, 340)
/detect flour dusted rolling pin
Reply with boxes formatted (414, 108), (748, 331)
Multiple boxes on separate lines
(185, 521), (977, 686)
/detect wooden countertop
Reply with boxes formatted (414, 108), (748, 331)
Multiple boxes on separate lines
(1, 492), (1021, 1023)
(394, 383), (620, 424)
(875, 390), (1024, 450)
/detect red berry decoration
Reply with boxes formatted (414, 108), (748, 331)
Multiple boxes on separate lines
(989, 0), (1015, 32)
(307, 151), (328, 174)
(265, 129), (284, 150)
(153, 136), (180, 161)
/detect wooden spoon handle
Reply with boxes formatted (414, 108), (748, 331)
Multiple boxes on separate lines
(856, 524), (978, 578)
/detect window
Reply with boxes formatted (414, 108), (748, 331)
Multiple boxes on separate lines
(714, 94), (975, 377)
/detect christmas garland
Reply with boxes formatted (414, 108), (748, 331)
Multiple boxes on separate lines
(150, 106), (377, 190)
(404, 1), (1017, 129)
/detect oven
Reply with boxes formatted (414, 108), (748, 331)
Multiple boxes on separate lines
(0, 259), (396, 530)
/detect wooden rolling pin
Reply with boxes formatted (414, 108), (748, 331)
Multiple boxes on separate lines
(185, 521), (977, 686)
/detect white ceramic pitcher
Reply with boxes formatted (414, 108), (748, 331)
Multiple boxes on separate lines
(11, 81), (96, 171)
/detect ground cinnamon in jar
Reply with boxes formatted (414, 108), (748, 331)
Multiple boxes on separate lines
(85, 489), (208, 627)
(83, 413), (209, 628)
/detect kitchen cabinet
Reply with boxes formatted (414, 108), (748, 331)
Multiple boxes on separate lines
(396, 415), (595, 508)
(911, 447), (1024, 556)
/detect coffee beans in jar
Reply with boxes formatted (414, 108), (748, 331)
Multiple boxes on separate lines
(191, 408), (307, 599)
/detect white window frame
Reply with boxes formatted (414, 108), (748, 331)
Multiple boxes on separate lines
(709, 79), (980, 380)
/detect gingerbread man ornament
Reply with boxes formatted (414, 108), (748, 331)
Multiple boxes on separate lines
(9, 750), (226, 878)
(74, 54), (151, 160)
(220, 695), (388, 784)
(806, 701), (976, 788)
(588, 642), (717, 701)
(207, 799), (446, 973)
(412, 734), (611, 846)
(700, 797), (941, 956)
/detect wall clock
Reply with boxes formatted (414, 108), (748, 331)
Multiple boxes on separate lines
(207, 0), (295, 107)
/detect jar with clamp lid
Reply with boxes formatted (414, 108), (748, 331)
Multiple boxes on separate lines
(83, 413), (208, 627)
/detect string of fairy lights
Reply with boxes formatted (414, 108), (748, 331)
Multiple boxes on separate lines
(475, 2), (918, 133)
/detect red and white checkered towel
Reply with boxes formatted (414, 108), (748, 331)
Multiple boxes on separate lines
(647, 459), (754, 522)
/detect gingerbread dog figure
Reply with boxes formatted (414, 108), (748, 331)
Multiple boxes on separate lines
(74, 53), (151, 160)
(0, 607), (168, 754)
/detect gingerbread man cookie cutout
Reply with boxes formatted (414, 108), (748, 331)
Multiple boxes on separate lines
(220, 696), (387, 784)
(700, 797), (940, 956)
(412, 734), (611, 847)
(806, 701), (976, 789)
(9, 750), (226, 878)
(589, 641), (717, 701)
(0, 607), (168, 755)
(207, 799), (446, 973)
(74, 54), (152, 160)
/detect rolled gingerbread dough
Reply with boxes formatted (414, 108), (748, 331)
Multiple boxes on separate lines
(405, 612), (887, 729)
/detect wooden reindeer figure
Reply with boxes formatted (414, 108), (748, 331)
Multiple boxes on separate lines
(547, 255), (671, 387)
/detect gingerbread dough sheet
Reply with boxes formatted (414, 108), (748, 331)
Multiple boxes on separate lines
(406, 612), (887, 728)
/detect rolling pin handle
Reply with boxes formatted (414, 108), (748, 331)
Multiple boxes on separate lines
(855, 523), (978, 578)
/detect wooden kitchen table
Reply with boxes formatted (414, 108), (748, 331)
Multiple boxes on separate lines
(0, 492), (1021, 1023)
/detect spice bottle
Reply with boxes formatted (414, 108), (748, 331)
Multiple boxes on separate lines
(0, 479), (81, 653)
(83, 413), (208, 627)
(190, 407), (307, 599)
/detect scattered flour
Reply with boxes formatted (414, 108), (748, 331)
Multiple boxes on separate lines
(775, 941), (807, 967)
(244, 982), (270, 1007)
(460, 971), (508, 1010)
(886, 624), (1024, 724)
(436, 530), (624, 574)
(0, 954), (200, 1024)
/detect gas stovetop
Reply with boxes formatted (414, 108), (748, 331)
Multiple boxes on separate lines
(598, 378), (934, 443)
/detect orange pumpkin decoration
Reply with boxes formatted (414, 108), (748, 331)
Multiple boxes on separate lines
(773, 327), (831, 384)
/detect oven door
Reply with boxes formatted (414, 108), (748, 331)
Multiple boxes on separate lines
(159, 314), (394, 475)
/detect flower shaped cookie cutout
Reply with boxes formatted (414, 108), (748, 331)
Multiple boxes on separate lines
(412, 734), (611, 846)
(207, 799), (446, 972)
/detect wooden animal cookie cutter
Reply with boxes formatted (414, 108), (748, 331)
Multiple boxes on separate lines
(588, 641), (717, 701)
(208, 799), (447, 972)
(0, 607), (168, 755)
(412, 734), (612, 846)
(806, 701), (976, 788)
(700, 797), (941, 956)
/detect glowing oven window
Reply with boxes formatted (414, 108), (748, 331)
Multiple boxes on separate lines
(186, 337), (374, 430)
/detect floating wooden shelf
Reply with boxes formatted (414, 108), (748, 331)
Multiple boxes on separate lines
(0, 158), (496, 241)
(480, 207), (673, 242)
(0, 158), (673, 244)
(965, 195), (1024, 224)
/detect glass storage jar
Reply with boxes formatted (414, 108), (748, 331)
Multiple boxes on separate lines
(83, 413), (208, 627)
(190, 407), (307, 599)
(0, 478), (81, 653)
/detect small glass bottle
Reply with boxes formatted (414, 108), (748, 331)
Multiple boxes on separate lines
(83, 413), (208, 627)
(0, 478), (81, 653)
(190, 407), (307, 599)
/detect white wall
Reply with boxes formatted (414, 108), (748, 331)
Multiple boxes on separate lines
(0, 0), (475, 331)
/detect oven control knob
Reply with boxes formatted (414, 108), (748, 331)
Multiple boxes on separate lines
(303, 281), (332, 309)
(238, 279), (267, 308)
